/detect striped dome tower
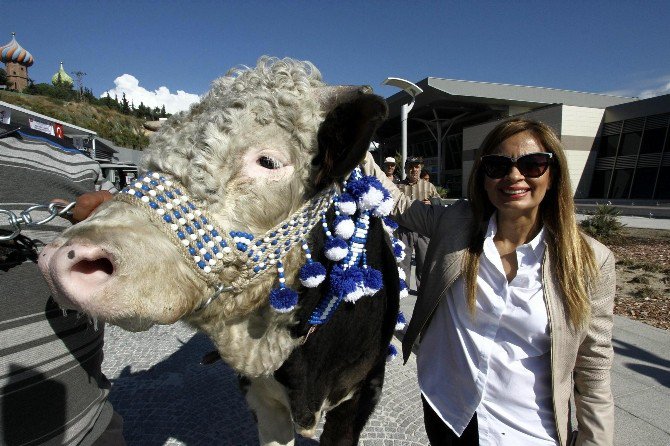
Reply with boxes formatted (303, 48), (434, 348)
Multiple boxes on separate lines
(1, 32), (34, 92)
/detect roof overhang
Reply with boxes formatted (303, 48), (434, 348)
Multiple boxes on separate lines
(383, 77), (636, 120)
(0, 100), (97, 138)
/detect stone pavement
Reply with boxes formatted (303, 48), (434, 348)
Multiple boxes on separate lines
(101, 214), (670, 445)
(102, 306), (670, 446)
(102, 322), (428, 446)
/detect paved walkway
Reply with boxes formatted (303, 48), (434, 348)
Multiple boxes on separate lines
(101, 217), (670, 444)
(102, 308), (670, 445)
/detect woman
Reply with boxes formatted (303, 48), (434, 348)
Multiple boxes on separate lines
(364, 119), (615, 445)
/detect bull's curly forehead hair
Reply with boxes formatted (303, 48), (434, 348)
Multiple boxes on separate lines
(142, 57), (329, 202)
(220, 56), (324, 95)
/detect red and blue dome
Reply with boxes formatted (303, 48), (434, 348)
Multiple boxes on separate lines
(1, 33), (34, 67)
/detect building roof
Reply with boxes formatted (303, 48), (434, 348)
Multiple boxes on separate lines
(377, 77), (637, 141)
(0, 33), (33, 67)
(604, 93), (670, 123)
(423, 77), (635, 108)
(0, 100), (96, 138)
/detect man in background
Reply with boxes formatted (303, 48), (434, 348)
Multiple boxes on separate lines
(382, 156), (400, 184)
(396, 156), (439, 291)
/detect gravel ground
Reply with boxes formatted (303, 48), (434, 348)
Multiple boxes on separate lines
(606, 228), (670, 330)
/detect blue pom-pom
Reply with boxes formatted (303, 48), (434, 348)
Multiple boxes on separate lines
(269, 287), (298, 313)
(387, 344), (398, 362)
(299, 261), (326, 287)
(383, 216), (398, 230)
(325, 237), (348, 261)
(399, 279), (409, 299)
(393, 241), (405, 261)
(347, 176), (385, 210)
(329, 265), (363, 302)
(334, 215), (355, 239)
(362, 267), (383, 296)
(396, 311), (407, 331)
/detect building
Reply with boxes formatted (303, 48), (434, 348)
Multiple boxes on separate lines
(0, 99), (139, 189)
(376, 77), (642, 199)
(0, 33), (33, 92)
(589, 94), (670, 200)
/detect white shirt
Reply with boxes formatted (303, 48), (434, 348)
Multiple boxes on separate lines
(417, 214), (558, 445)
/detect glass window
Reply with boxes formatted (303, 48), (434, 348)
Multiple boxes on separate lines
(640, 127), (667, 154)
(630, 167), (658, 198)
(618, 132), (642, 156)
(609, 168), (634, 198)
(589, 170), (612, 198)
(655, 166), (670, 199)
(598, 134), (620, 158)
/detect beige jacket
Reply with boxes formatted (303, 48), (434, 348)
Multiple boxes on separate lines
(363, 155), (615, 446)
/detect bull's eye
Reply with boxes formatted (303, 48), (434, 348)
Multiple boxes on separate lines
(258, 156), (284, 170)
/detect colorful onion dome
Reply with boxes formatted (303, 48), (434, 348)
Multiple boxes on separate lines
(0, 33), (34, 67)
(52, 61), (73, 85)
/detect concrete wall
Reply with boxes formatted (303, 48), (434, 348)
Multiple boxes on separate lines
(561, 106), (605, 198)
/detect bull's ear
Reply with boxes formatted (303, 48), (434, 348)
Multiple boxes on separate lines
(313, 93), (388, 188)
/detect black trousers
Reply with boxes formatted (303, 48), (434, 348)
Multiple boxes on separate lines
(422, 395), (479, 446)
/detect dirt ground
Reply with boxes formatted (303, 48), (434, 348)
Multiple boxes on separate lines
(605, 227), (670, 330)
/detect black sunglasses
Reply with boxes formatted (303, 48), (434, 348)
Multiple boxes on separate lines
(480, 152), (553, 179)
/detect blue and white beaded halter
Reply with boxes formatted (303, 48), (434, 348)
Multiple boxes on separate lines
(115, 167), (409, 347)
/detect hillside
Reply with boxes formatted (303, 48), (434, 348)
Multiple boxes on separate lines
(0, 91), (150, 150)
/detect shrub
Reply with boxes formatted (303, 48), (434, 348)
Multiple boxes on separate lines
(579, 204), (625, 241)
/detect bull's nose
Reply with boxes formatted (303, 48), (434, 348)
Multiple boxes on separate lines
(40, 242), (115, 310)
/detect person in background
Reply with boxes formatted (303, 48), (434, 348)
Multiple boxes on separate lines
(420, 169), (431, 182)
(363, 119), (614, 445)
(382, 156), (401, 184)
(396, 156), (439, 291)
(0, 125), (124, 446)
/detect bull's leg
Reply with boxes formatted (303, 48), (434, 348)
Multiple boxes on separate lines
(319, 360), (386, 446)
(244, 376), (295, 446)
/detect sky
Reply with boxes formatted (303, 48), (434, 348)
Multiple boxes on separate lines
(2, 1), (670, 113)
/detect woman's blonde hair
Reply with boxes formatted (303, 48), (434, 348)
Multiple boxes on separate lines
(463, 118), (598, 327)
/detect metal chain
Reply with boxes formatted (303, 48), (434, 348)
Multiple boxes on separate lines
(0, 202), (76, 241)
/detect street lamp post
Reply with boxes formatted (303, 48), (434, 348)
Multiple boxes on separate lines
(382, 77), (423, 180)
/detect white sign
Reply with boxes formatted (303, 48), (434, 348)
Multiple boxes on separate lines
(0, 106), (10, 124)
(28, 118), (55, 136)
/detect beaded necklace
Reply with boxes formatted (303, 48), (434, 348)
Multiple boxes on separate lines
(115, 167), (409, 353)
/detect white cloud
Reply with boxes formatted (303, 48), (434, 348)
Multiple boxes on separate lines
(603, 75), (670, 99)
(637, 79), (670, 99)
(101, 74), (200, 114)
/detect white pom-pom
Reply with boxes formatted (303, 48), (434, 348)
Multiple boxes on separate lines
(335, 218), (355, 239)
(339, 200), (357, 216)
(325, 246), (348, 261)
(372, 197), (394, 217)
(301, 275), (325, 288)
(358, 187), (385, 210)
(343, 287), (365, 303)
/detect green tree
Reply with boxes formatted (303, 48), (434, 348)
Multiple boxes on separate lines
(120, 93), (131, 114)
(0, 68), (7, 87)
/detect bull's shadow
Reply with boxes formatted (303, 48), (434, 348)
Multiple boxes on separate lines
(107, 330), (319, 445)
